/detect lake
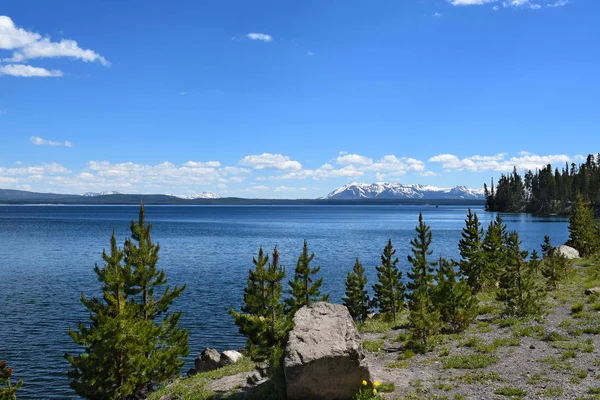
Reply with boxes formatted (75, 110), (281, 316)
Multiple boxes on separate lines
(0, 204), (569, 399)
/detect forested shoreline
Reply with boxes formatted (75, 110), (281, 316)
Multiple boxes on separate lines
(485, 154), (600, 215)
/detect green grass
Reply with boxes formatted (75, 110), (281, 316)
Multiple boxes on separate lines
(377, 382), (395, 393)
(397, 349), (416, 360)
(526, 373), (551, 385)
(442, 354), (499, 369)
(494, 386), (526, 397)
(363, 339), (384, 352)
(147, 357), (255, 400)
(571, 302), (585, 314)
(450, 371), (505, 384)
(357, 317), (399, 333)
(589, 387), (600, 395)
(433, 383), (453, 391)
(386, 360), (409, 369)
(537, 387), (564, 397)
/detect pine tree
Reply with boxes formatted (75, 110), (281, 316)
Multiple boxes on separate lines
(342, 258), (370, 322)
(241, 246), (269, 316)
(529, 250), (542, 280)
(372, 239), (405, 322)
(122, 204), (188, 391)
(496, 232), (544, 316)
(482, 214), (508, 286)
(435, 257), (478, 333)
(458, 209), (486, 294)
(286, 240), (329, 315)
(231, 246), (290, 362)
(0, 360), (22, 400)
(541, 236), (568, 289)
(65, 231), (161, 399)
(568, 194), (599, 257)
(407, 213), (441, 351)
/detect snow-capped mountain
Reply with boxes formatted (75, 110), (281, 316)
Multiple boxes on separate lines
(324, 182), (485, 200)
(169, 192), (220, 200)
(81, 191), (123, 197)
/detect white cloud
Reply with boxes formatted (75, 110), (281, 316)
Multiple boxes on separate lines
(429, 152), (573, 172)
(239, 153), (302, 171)
(306, 51), (315, 56)
(0, 64), (63, 77)
(246, 33), (273, 42)
(336, 154), (373, 166)
(493, 5), (500, 10)
(0, 16), (109, 66)
(449, 0), (496, 5)
(367, 155), (426, 175)
(183, 161), (221, 168)
(433, 12), (443, 18)
(421, 171), (441, 177)
(30, 136), (73, 147)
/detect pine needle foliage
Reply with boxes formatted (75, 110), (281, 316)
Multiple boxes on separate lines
(458, 209), (486, 294)
(0, 360), (22, 400)
(230, 246), (291, 362)
(342, 258), (370, 322)
(372, 239), (405, 322)
(286, 240), (329, 316)
(66, 205), (188, 399)
(568, 194), (599, 257)
(435, 257), (478, 334)
(541, 236), (568, 289)
(407, 213), (441, 352)
(496, 232), (544, 317)
(482, 214), (508, 286)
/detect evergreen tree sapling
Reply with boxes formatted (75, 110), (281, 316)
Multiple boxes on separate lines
(231, 246), (290, 362)
(496, 232), (544, 316)
(435, 257), (478, 333)
(372, 239), (405, 322)
(286, 240), (329, 316)
(65, 230), (166, 399)
(541, 235), (568, 289)
(458, 209), (486, 294)
(123, 204), (188, 388)
(482, 214), (508, 286)
(406, 213), (441, 351)
(568, 194), (599, 257)
(342, 258), (370, 322)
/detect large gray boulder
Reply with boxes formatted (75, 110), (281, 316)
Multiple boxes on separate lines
(284, 302), (371, 400)
(195, 348), (221, 372)
(555, 245), (580, 259)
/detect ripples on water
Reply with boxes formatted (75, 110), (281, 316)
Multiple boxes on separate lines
(0, 205), (568, 399)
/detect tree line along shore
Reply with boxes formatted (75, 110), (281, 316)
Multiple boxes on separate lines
(2, 183), (600, 400)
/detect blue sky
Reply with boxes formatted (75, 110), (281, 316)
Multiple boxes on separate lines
(0, 0), (598, 198)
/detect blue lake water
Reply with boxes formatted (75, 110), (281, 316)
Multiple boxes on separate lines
(0, 205), (569, 399)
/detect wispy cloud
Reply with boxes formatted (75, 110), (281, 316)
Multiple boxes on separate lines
(449, 0), (496, 5)
(30, 136), (73, 147)
(0, 108), (6, 114)
(0, 64), (63, 77)
(306, 50), (315, 56)
(246, 33), (273, 42)
(433, 12), (443, 18)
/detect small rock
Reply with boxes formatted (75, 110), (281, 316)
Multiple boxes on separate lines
(530, 345), (536, 349)
(585, 287), (600, 296)
(159, 396), (172, 400)
(187, 368), (197, 377)
(220, 350), (243, 367)
(246, 370), (267, 386)
(195, 348), (221, 372)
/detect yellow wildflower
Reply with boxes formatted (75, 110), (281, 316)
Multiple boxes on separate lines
(362, 380), (368, 386)
(374, 381), (381, 387)
(373, 389), (378, 395)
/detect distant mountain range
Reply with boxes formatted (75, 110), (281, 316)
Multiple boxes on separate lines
(324, 182), (485, 200)
(0, 183), (485, 205)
